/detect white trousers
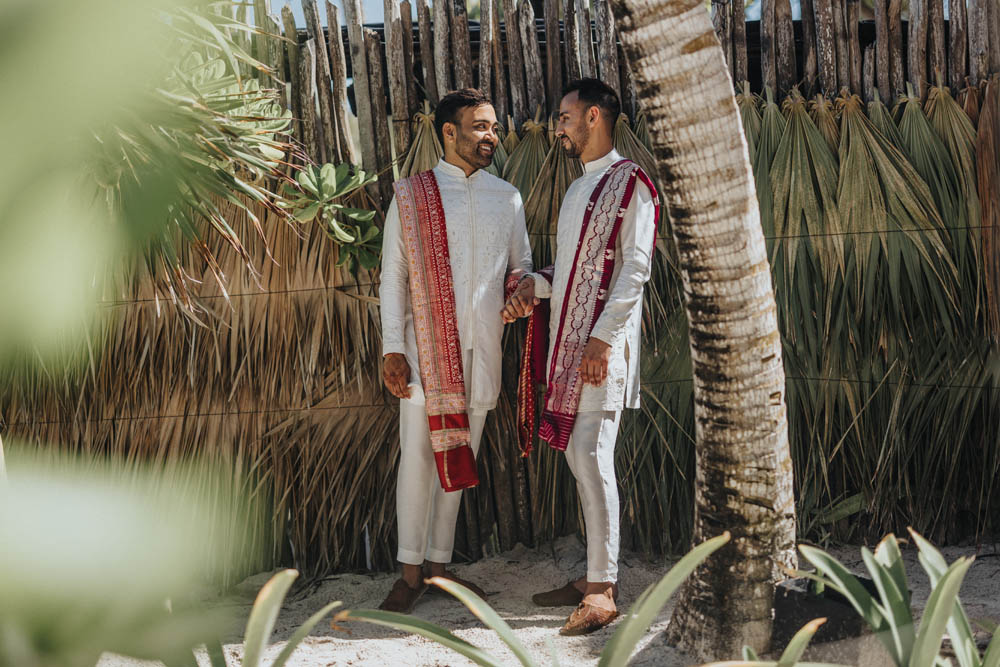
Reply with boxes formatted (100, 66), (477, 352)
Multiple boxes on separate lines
(563, 409), (623, 583)
(396, 396), (486, 566)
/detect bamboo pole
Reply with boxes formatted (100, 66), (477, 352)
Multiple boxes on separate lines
(927, 0), (944, 84)
(451, 0), (474, 89)
(501, 0), (529, 126)
(814, 0), (838, 95)
(832, 0), (850, 91)
(519, 1), (546, 117)
(303, 0), (337, 163)
(864, 43), (876, 102)
(491, 0), (510, 124)
(434, 0), (453, 94)
(401, 0), (418, 118)
(417, 0), (439, 104)
(364, 28), (394, 206)
(847, 0), (861, 95)
(563, 0), (584, 82)
(281, 6), (304, 143)
(775, 0), (797, 96)
(888, 0), (905, 97)
(326, 3), (358, 165)
(480, 0), (495, 98)
(799, 0), (818, 93)
(384, 0), (412, 156)
(343, 0), (379, 183)
(576, 0), (596, 78)
(713, 0), (733, 77)
(908, 0), (928, 97)
(545, 0), (564, 113)
(874, 0), (890, 102)
(594, 0), (622, 95)
(949, 0), (968, 89)
(298, 38), (321, 159)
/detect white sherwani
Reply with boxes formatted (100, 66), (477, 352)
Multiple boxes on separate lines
(528, 149), (657, 583)
(380, 158), (532, 565)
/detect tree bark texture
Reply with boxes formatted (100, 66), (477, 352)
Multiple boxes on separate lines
(888, 0), (905, 97)
(713, 0), (733, 77)
(578, 0), (597, 78)
(908, 0), (928, 97)
(480, 0), (495, 98)
(605, 0), (796, 660)
(563, 0), (584, 82)
(595, 0), (623, 95)
(491, 0), (510, 124)
(281, 5), (304, 143)
(434, 0), (453, 94)
(545, 0), (564, 113)
(326, 3), (359, 164)
(799, 0), (817, 92)
(364, 29), (394, 207)
(846, 0), (862, 95)
(298, 38), (322, 160)
(927, 0), (944, 86)
(501, 0), (529, 126)
(417, 0), (439, 103)
(864, 43), (876, 102)
(949, 0), (968, 89)
(760, 0), (776, 91)
(343, 0), (377, 179)
(519, 0), (547, 118)
(814, 0), (838, 95)
(874, 0), (890, 102)
(303, 0), (336, 163)
(384, 0), (412, 155)
(832, 0), (850, 90)
(400, 0), (419, 118)
(451, 0), (474, 89)
(774, 0), (796, 96)
(733, 0), (748, 85)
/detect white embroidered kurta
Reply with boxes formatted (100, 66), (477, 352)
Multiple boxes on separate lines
(381, 159), (533, 410)
(532, 149), (657, 412)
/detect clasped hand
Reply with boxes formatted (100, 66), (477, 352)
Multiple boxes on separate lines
(501, 277), (539, 323)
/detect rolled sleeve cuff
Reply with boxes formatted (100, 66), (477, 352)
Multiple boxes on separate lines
(525, 272), (552, 299)
(382, 340), (406, 357)
(588, 323), (616, 346)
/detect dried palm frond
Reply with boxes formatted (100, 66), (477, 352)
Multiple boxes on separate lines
(809, 94), (841, 157)
(836, 93), (958, 334)
(633, 111), (653, 152)
(522, 135), (582, 266)
(483, 131), (509, 178)
(754, 88), (786, 242)
(866, 96), (906, 149)
(502, 116), (549, 200)
(399, 106), (442, 177)
(960, 81), (981, 127)
(978, 78), (1000, 341)
(736, 82), (762, 164)
(503, 114), (521, 154)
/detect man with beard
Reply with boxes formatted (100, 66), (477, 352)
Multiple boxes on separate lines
(379, 89), (533, 613)
(502, 78), (659, 635)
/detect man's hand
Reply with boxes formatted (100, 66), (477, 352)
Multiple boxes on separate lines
(501, 277), (540, 323)
(383, 353), (412, 398)
(579, 337), (611, 386)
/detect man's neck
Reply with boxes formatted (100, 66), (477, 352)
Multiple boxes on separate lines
(579, 136), (614, 165)
(443, 152), (478, 178)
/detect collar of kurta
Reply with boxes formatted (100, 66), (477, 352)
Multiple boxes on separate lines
(582, 149), (623, 174)
(435, 157), (483, 181)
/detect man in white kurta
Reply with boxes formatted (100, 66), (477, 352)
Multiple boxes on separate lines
(504, 79), (657, 635)
(380, 90), (532, 613)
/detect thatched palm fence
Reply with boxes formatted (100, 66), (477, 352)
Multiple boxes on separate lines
(2, 0), (1000, 581)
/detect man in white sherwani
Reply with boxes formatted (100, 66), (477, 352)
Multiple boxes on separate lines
(503, 78), (659, 635)
(380, 89), (533, 613)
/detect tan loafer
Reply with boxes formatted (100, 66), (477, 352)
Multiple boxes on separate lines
(378, 578), (428, 613)
(533, 581), (619, 607)
(559, 597), (619, 636)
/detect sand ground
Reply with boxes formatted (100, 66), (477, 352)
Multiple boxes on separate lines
(101, 535), (1000, 666)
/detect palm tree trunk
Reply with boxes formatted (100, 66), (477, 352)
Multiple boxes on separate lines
(604, 0), (796, 660)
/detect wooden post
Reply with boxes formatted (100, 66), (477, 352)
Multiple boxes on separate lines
(263, 14), (286, 91)
(303, 0), (337, 163)
(888, 0), (905, 97)
(576, 0), (596, 78)
(814, 0), (838, 96)
(281, 6), (303, 142)
(326, 3), (359, 165)
(417, 0), (439, 103)
(927, 0), (944, 85)
(846, 0), (861, 95)
(401, 1), (418, 117)
(594, 0), (622, 95)
(713, 0), (733, 77)
(619, 43), (637, 119)
(384, 0), (412, 156)
(908, 0), (928, 97)
(253, 0), (271, 62)
(775, 0), (797, 96)
(990, 0), (1000, 75)
(949, 0), (968, 89)
(545, 0), (564, 113)
(451, 0), (474, 89)
(235, 2), (254, 80)
(364, 29), (394, 207)
(491, 0), (510, 124)
(863, 43), (876, 102)
(501, 0), (529, 126)
(761, 0), (776, 91)
(434, 0), (453, 94)
(343, 0), (379, 181)
(874, 0), (890, 103)
(832, 0), (850, 91)
(298, 38), (321, 159)
(480, 0), (495, 98)
(519, 1), (546, 116)
(799, 0), (818, 93)
(563, 0), (583, 82)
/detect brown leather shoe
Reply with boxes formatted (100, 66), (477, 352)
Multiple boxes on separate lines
(532, 581), (619, 607)
(425, 571), (488, 600)
(378, 578), (427, 613)
(559, 597), (619, 636)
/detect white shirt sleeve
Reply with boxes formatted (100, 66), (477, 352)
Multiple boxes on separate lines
(379, 197), (408, 357)
(589, 180), (657, 344)
(508, 192), (534, 276)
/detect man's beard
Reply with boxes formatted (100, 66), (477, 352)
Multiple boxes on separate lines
(457, 137), (495, 169)
(559, 133), (584, 158)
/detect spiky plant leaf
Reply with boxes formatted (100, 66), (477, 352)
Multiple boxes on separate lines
(809, 94), (841, 157)
(633, 111), (653, 152)
(400, 106), (442, 178)
(754, 88), (786, 242)
(523, 132), (582, 266)
(502, 119), (549, 200)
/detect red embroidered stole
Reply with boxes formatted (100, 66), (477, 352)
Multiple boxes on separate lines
(394, 170), (478, 492)
(516, 160), (659, 454)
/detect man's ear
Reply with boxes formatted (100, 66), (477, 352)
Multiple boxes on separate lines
(588, 105), (601, 128)
(443, 121), (456, 145)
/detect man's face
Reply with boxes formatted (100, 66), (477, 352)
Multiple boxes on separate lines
(447, 104), (499, 170)
(555, 91), (592, 159)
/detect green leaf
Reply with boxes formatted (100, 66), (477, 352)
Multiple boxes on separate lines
(743, 645), (762, 660)
(777, 618), (828, 666)
(861, 546), (913, 663)
(337, 609), (504, 667)
(294, 202), (321, 223)
(911, 557), (974, 667)
(242, 569), (298, 667)
(206, 638), (227, 667)
(597, 532), (731, 667)
(329, 219), (357, 243)
(271, 600), (342, 667)
(339, 207), (377, 222)
(297, 169), (318, 196)
(798, 545), (888, 635)
(357, 248), (379, 270)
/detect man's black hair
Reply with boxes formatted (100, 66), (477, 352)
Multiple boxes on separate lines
(434, 88), (492, 145)
(562, 78), (621, 126)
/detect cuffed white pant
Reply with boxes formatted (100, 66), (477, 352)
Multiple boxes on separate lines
(564, 409), (623, 583)
(396, 396), (487, 565)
